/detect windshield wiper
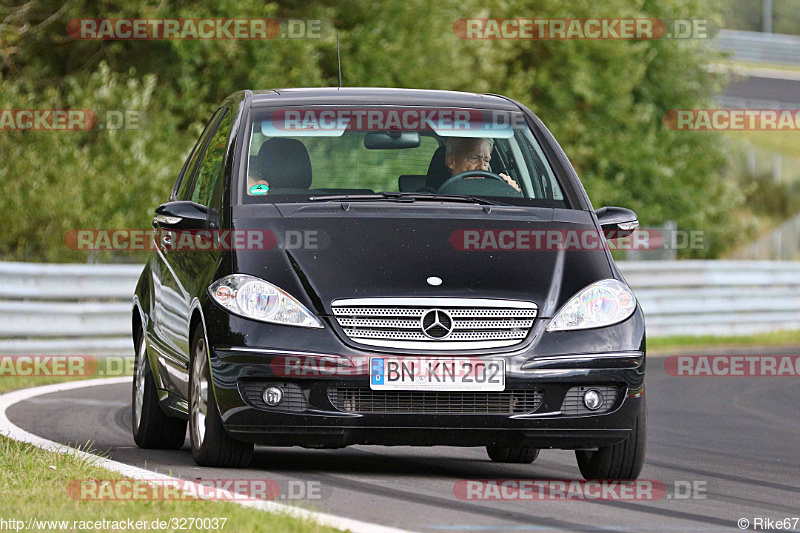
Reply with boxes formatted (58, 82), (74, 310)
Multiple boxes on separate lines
(307, 192), (505, 206)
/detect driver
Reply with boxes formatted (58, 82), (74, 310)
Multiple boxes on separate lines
(445, 137), (521, 192)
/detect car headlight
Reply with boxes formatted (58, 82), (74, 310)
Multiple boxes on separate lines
(546, 279), (636, 332)
(208, 275), (323, 328)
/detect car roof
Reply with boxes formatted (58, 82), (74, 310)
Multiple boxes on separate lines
(246, 87), (521, 111)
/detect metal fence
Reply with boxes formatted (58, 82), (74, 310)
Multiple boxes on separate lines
(0, 262), (141, 356)
(621, 260), (800, 337)
(1, 260), (799, 355)
(717, 29), (800, 66)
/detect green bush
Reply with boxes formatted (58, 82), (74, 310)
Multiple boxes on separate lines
(0, 64), (191, 262)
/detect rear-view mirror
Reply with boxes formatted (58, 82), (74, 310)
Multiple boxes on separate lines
(364, 131), (421, 149)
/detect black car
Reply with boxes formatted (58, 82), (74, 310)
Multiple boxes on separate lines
(131, 88), (646, 480)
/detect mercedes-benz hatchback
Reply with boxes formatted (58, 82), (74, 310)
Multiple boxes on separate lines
(132, 88), (646, 480)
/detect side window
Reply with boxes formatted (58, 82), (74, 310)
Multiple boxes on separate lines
(175, 108), (224, 201)
(191, 110), (232, 206)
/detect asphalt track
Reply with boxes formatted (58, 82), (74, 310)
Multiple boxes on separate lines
(7, 347), (800, 532)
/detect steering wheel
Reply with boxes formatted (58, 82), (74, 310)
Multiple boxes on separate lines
(436, 170), (508, 194)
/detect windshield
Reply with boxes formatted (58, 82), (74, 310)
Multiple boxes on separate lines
(240, 106), (567, 207)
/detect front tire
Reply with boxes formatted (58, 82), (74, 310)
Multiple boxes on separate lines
(189, 326), (253, 468)
(486, 446), (540, 464)
(575, 399), (646, 480)
(131, 330), (187, 449)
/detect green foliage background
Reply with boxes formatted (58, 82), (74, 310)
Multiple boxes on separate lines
(1, 0), (747, 261)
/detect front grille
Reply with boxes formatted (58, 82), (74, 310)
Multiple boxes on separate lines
(328, 387), (543, 414)
(332, 298), (537, 350)
(239, 381), (307, 412)
(560, 385), (620, 415)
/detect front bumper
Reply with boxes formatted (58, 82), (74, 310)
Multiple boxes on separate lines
(209, 348), (645, 449)
(205, 302), (646, 449)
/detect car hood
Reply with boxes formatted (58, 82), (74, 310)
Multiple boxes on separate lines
(230, 203), (615, 317)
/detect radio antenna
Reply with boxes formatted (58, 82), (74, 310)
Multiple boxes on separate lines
(337, 34), (342, 89)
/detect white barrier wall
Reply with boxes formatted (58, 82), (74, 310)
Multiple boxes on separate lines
(0, 262), (141, 356)
(717, 29), (800, 66)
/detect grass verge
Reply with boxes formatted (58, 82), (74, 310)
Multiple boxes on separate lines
(0, 436), (338, 533)
(0, 360), (341, 533)
(648, 329), (800, 354)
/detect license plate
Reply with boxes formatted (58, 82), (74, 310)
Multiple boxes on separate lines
(369, 357), (505, 391)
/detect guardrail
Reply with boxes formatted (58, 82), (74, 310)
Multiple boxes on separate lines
(0, 260), (799, 355)
(0, 262), (141, 356)
(621, 260), (800, 337)
(717, 29), (800, 66)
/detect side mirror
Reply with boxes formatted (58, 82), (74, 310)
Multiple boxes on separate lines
(595, 206), (639, 239)
(153, 201), (217, 230)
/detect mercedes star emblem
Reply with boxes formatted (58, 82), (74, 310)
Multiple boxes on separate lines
(420, 309), (454, 339)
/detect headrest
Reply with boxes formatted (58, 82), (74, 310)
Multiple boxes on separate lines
(254, 138), (312, 189)
(425, 145), (451, 190)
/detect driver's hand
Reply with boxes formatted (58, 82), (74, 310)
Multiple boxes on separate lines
(499, 173), (521, 192)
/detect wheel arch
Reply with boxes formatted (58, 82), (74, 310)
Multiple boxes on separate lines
(188, 298), (218, 398)
(132, 297), (145, 345)
(188, 297), (229, 422)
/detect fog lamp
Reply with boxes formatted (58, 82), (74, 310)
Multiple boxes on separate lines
(583, 389), (603, 411)
(263, 386), (283, 406)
